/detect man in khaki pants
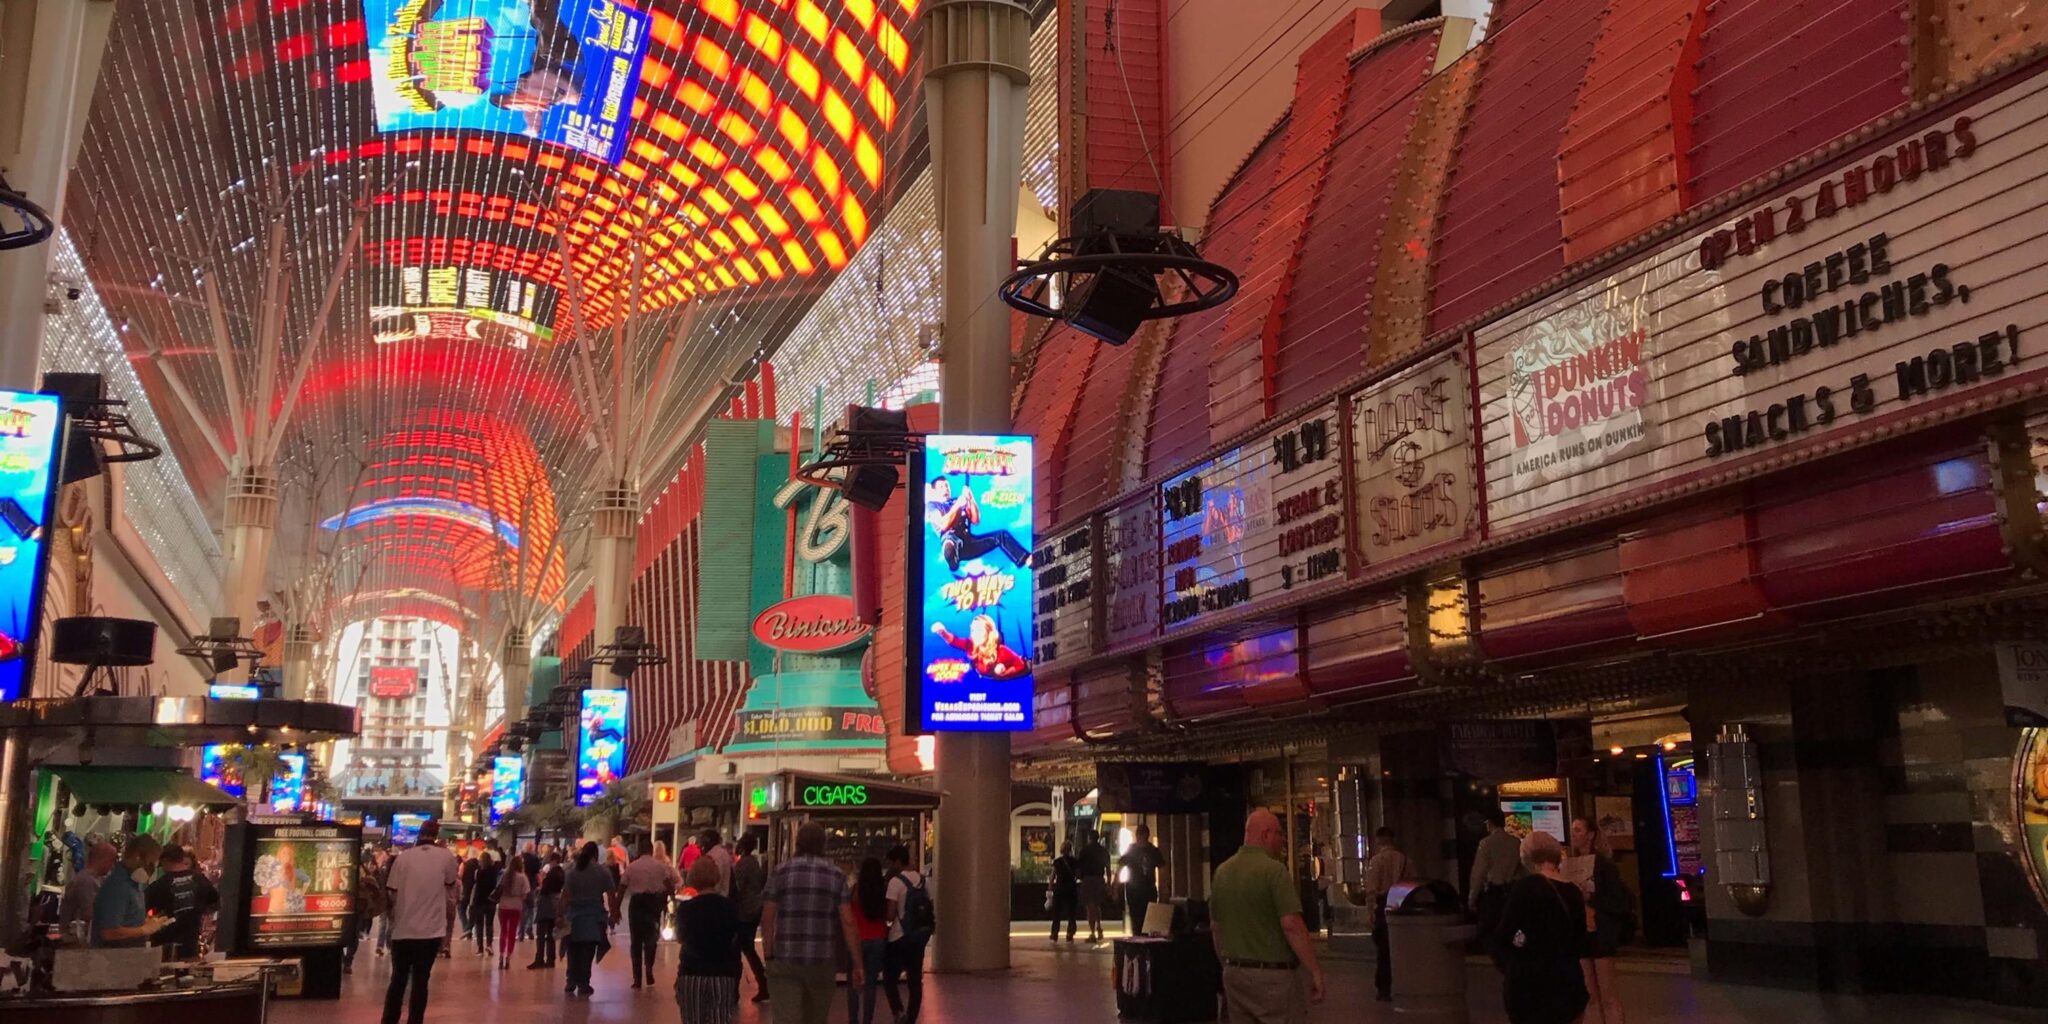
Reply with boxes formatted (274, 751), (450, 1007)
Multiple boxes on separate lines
(1210, 810), (1327, 1024)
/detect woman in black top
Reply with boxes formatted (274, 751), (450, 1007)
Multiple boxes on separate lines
(1570, 815), (1633, 1024)
(1494, 831), (1590, 1024)
(675, 856), (742, 1024)
(527, 851), (565, 968)
(469, 852), (503, 955)
(1048, 842), (1080, 942)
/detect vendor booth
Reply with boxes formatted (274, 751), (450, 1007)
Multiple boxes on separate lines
(745, 770), (938, 871)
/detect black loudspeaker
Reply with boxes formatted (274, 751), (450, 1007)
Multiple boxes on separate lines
(1067, 265), (1159, 345)
(608, 625), (646, 678)
(42, 372), (107, 485)
(51, 616), (157, 667)
(1072, 188), (1161, 237)
(843, 464), (899, 510)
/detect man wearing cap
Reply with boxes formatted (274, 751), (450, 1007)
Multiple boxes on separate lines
(145, 844), (220, 959)
(1210, 810), (1325, 1024)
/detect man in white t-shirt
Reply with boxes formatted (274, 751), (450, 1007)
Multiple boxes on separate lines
(881, 844), (930, 1024)
(382, 820), (460, 1024)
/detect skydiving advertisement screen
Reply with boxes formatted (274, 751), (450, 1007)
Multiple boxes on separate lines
(365, 0), (651, 166)
(908, 435), (1035, 732)
(490, 755), (524, 824)
(0, 390), (63, 702)
(576, 689), (626, 805)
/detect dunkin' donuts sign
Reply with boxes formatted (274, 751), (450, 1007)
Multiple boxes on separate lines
(750, 594), (873, 654)
(1478, 67), (2048, 531)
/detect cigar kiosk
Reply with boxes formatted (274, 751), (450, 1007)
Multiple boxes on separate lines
(746, 771), (938, 871)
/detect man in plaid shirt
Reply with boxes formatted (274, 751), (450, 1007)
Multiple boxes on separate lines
(761, 822), (865, 1024)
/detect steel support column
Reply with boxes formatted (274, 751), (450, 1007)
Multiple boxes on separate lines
(920, 0), (1032, 975)
(589, 482), (637, 689)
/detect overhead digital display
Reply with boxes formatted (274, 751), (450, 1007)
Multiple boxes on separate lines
(365, 0), (651, 166)
(576, 689), (626, 805)
(210, 683), (262, 700)
(322, 495), (523, 547)
(490, 754), (524, 824)
(369, 264), (560, 347)
(0, 389), (64, 703)
(908, 435), (1035, 732)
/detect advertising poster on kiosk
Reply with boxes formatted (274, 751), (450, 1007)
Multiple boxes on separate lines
(364, 0), (651, 167)
(576, 689), (627, 805)
(490, 755), (524, 824)
(907, 435), (1035, 732)
(0, 389), (64, 703)
(224, 822), (360, 951)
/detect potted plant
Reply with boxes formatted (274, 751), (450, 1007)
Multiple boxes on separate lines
(215, 744), (284, 805)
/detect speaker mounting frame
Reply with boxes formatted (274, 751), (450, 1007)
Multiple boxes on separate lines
(1000, 229), (1239, 342)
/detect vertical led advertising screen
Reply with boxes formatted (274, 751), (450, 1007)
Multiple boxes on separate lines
(490, 755), (525, 824)
(201, 744), (247, 799)
(271, 752), (307, 813)
(0, 390), (63, 702)
(364, 0), (651, 167)
(576, 689), (626, 805)
(907, 435), (1035, 732)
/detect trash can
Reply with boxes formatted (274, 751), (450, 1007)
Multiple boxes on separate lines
(1384, 880), (1476, 1023)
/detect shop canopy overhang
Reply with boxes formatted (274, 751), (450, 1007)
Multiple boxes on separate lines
(50, 765), (239, 809)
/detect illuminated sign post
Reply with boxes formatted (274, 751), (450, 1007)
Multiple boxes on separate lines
(907, 435), (1035, 732)
(576, 690), (627, 806)
(0, 389), (63, 702)
(490, 755), (524, 824)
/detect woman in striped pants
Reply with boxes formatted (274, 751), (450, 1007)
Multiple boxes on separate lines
(675, 854), (742, 1024)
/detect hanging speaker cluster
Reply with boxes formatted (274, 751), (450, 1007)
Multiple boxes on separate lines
(1001, 189), (1239, 346)
(796, 405), (916, 511)
(51, 617), (157, 667)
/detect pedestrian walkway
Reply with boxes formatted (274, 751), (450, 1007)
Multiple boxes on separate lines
(327, 930), (2039, 1023)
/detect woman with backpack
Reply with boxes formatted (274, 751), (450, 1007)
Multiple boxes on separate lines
(881, 844), (931, 1024)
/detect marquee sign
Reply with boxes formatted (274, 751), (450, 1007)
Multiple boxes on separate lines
(1478, 70), (2048, 531)
(750, 594), (872, 654)
(1102, 494), (1161, 650)
(1352, 349), (1477, 565)
(369, 666), (419, 699)
(1033, 520), (1095, 668)
(1159, 401), (1344, 635)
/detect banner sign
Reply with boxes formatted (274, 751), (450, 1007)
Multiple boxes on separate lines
(1033, 520), (1095, 668)
(365, 0), (651, 166)
(908, 435), (1036, 731)
(576, 689), (627, 805)
(369, 666), (419, 698)
(1102, 494), (1161, 649)
(490, 755), (524, 824)
(733, 705), (889, 744)
(0, 390), (63, 703)
(1352, 349), (1477, 565)
(1478, 70), (2048, 530)
(750, 594), (873, 654)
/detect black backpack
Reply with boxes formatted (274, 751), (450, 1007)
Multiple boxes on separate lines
(900, 873), (936, 938)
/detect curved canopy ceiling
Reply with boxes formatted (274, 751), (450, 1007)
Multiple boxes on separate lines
(67, 0), (917, 624)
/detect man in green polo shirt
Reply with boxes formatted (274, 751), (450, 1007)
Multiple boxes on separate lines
(1210, 809), (1325, 1024)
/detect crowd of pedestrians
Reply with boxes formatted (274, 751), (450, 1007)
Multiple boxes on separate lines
(351, 822), (935, 1024)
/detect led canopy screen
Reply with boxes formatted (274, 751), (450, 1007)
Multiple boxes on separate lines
(365, 0), (651, 166)
(576, 689), (627, 805)
(490, 755), (525, 824)
(910, 435), (1035, 732)
(0, 390), (63, 702)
